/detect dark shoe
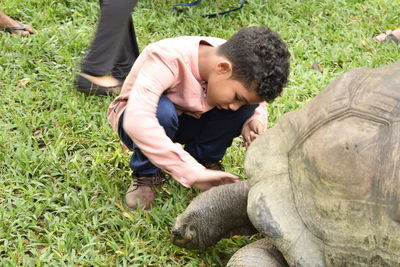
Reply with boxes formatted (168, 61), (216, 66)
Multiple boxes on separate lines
(75, 74), (122, 96)
(124, 171), (165, 210)
(203, 161), (224, 171)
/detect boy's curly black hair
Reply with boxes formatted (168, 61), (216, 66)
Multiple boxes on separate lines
(217, 26), (290, 103)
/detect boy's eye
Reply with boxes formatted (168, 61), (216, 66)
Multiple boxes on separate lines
(235, 95), (245, 103)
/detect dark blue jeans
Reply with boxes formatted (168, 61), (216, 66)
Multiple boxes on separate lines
(118, 96), (258, 175)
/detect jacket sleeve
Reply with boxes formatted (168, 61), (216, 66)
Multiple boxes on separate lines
(123, 49), (205, 187)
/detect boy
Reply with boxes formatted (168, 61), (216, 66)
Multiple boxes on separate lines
(107, 26), (290, 210)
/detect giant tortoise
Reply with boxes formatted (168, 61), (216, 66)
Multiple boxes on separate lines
(171, 61), (400, 266)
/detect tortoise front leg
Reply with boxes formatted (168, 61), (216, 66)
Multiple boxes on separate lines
(248, 175), (325, 266)
(227, 238), (289, 267)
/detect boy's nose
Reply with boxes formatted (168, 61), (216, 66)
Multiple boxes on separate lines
(228, 103), (242, 111)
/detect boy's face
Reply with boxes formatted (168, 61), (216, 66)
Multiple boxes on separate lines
(206, 61), (263, 110)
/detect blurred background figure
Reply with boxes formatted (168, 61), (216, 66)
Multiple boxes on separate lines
(374, 28), (400, 44)
(0, 11), (34, 36)
(76, 0), (139, 96)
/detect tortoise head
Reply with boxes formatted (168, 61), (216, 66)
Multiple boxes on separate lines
(171, 209), (208, 250)
(172, 181), (255, 250)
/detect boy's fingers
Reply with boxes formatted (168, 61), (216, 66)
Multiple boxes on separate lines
(250, 131), (258, 140)
(248, 120), (263, 134)
(221, 177), (239, 184)
(244, 141), (249, 148)
(209, 170), (239, 181)
(195, 170), (239, 189)
(196, 182), (213, 190)
(223, 171), (239, 180)
(194, 171), (239, 190)
(244, 131), (259, 148)
(254, 126), (264, 135)
(208, 174), (239, 186)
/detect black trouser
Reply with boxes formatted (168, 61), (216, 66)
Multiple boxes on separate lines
(81, 0), (140, 79)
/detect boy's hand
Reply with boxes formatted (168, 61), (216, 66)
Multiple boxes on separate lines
(242, 120), (265, 149)
(192, 170), (239, 190)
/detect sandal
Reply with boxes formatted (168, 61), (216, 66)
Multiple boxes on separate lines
(1, 21), (33, 36)
(2, 21), (25, 32)
(374, 29), (400, 44)
(384, 33), (400, 43)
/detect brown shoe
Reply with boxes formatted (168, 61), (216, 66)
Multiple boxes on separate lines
(124, 171), (165, 210)
(202, 161), (224, 171)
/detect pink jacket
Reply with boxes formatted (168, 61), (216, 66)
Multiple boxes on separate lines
(107, 36), (267, 187)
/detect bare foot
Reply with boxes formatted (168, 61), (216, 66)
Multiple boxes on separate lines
(374, 28), (400, 42)
(0, 11), (34, 36)
(79, 73), (121, 87)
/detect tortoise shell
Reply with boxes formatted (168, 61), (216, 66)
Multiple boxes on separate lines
(245, 61), (400, 265)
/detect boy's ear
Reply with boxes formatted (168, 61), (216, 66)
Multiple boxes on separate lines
(216, 60), (233, 75)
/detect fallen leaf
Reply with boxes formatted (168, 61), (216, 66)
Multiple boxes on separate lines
(18, 78), (31, 87)
(123, 212), (133, 219)
(32, 129), (42, 136)
(312, 61), (323, 73)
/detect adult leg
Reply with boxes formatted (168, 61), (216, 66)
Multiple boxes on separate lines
(111, 16), (139, 79)
(174, 104), (258, 165)
(77, 0), (139, 95)
(81, 0), (138, 76)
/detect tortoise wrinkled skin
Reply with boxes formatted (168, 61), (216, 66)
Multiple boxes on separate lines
(173, 62), (400, 266)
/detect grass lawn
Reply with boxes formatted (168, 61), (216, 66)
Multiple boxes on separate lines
(0, 0), (399, 265)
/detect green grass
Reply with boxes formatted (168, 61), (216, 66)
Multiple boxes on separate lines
(0, 0), (399, 265)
